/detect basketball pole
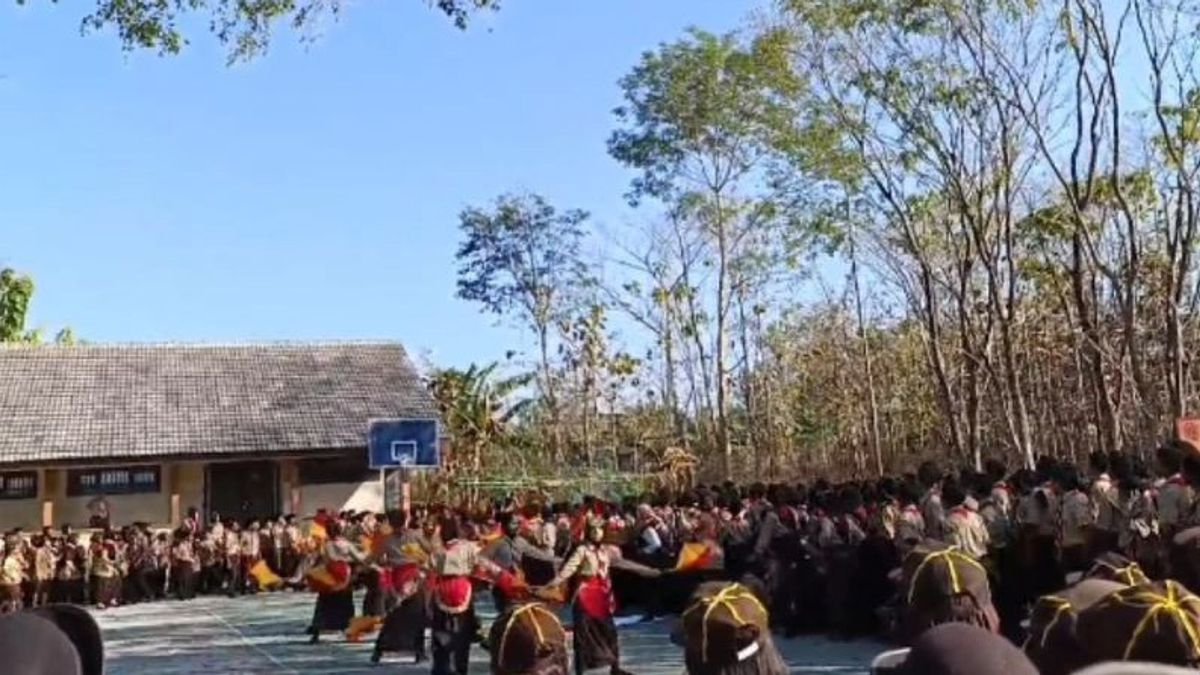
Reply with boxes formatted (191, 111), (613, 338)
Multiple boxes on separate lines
(401, 467), (412, 515)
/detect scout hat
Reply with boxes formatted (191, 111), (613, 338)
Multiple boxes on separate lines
(1085, 552), (1151, 586)
(0, 605), (104, 675)
(1075, 580), (1200, 667)
(676, 582), (787, 675)
(1024, 579), (1124, 675)
(900, 543), (998, 641)
(881, 623), (1037, 675)
(488, 602), (569, 675)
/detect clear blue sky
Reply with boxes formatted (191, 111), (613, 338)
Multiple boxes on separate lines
(0, 1), (754, 368)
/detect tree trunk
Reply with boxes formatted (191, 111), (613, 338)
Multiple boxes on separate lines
(849, 220), (884, 476)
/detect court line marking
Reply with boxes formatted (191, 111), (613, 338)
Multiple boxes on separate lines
(203, 603), (302, 675)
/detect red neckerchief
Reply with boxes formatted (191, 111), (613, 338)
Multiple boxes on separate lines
(993, 482), (1010, 493)
(902, 504), (920, 515)
(1168, 474), (1188, 487)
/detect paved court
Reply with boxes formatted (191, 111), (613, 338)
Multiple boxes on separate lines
(93, 592), (881, 674)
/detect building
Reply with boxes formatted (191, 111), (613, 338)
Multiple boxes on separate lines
(0, 342), (439, 531)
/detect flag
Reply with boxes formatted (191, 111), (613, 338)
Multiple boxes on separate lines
(675, 542), (716, 572)
(248, 560), (283, 590)
(305, 561), (351, 594)
(400, 542), (429, 565)
(346, 615), (382, 642)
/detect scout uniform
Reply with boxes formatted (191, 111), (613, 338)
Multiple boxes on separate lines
(428, 536), (500, 675)
(549, 519), (629, 675)
(944, 505), (990, 560)
(1090, 473), (1120, 555)
(1059, 488), (1094, 572)
(921, 488), (946, 541)
(0, 538), (24, 613)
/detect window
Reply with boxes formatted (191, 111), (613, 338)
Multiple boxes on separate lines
(0, 472), (37, 500)
(67, 466), (160, 497)
(298, 453), (373, 485)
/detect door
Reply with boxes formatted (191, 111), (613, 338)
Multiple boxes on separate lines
(206, 460), (279, 523)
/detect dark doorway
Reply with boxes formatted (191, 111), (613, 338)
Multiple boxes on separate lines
(206, 461), (279, 524)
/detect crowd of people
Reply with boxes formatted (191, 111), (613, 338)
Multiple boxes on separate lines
(10, 442), (1200, 674)
(0, 509), (316, 612)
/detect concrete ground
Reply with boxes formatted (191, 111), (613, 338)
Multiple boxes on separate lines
(93, 591), (881, 674)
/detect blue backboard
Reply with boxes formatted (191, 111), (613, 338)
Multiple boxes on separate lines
(368, 418), (440, 469)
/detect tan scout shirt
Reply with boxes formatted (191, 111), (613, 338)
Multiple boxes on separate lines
(552, 543), (621, 584)
(1060, 489), (1094, 548)
(896, 505), (925, 546)
(1091, 474), (1120, 532)
(945, 506), (990, 559)
(1159, 476), (1194, 532)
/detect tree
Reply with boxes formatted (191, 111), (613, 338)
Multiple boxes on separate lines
(455, 193), (590, 462)
(609, 28), (807, 479)
(0, 268), (34, 343)
(29, 0), (498, 63)
(428, 362), (532, 476)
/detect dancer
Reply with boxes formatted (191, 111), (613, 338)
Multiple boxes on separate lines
(427, 515), (501, 675)
(307, 521), (366, 644)
(544, 516), (658, 675)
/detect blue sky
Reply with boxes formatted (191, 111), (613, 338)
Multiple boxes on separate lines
(0, 1), (755, 368)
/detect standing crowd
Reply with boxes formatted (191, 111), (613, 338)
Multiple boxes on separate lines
(9, 442), (1200, 674)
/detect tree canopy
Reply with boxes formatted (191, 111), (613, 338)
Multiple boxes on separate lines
(21, 0), (499, 63)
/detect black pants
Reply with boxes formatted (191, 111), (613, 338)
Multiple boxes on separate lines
(431, 607), (475, 675)
(173, 566), (197, 600)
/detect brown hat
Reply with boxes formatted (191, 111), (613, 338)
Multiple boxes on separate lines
(488, 602), (568, 675)
(1085, 553), (1150, 586)
(900, 543), (998, 642)
(1075, 580), (1200, 667)
(1025, 579), (1125, 675)
(898, 623), (1038, 675)
(679, 582), (786, 674)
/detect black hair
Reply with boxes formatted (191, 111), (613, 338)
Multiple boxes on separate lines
(917, 461), (942, 489)
(942, 479), (966, 509)
(1158, 441), (1188, 475)
(748, 483), (767, 501)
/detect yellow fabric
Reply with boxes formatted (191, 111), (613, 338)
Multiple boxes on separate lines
(346, 615), (383, 642)
(248, 560), (282, 590)
(676, 542), (714, 571)
(682, 583), (768, 663)
(305, 564), (348, 593)
(401, 542), (430, 565)
(309, 522), (328, 543)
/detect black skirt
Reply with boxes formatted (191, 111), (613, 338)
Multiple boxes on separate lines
(51, 578), (85, 605)
(571, 603), (619, 671)
(375, 592), (427, 655)
(91, 575), (121, 607)
(312, 587), (355, 633)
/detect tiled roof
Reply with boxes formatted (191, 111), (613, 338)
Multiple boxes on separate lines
(0, 342), (438, 466)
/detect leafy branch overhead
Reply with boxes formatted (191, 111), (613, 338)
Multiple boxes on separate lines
(21, 0), (500, 63)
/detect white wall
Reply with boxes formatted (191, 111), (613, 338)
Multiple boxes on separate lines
(0, 498), (42, 531)
(297, 480), (383, 517)
(58, 492), (168, 528)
